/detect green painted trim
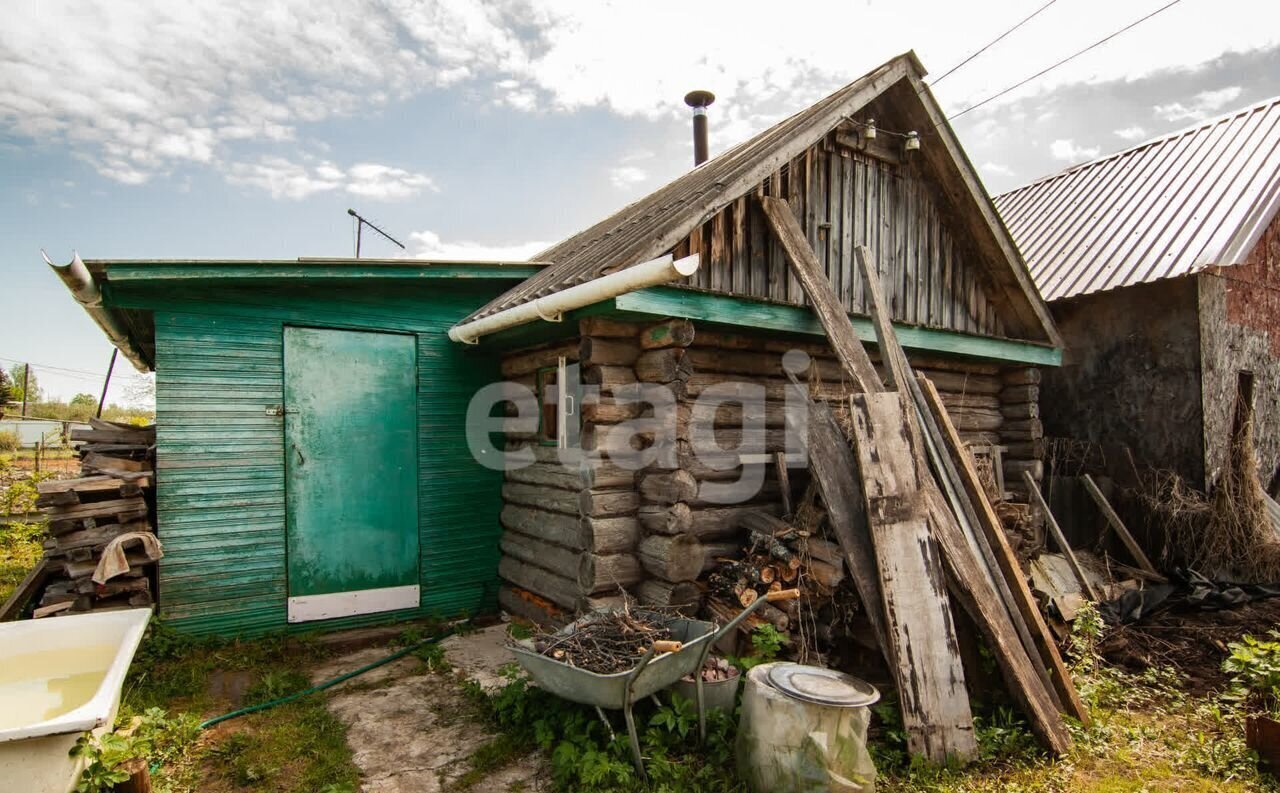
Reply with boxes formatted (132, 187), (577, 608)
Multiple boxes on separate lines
(472, 302), (618, 350)
(613, 287), (1063, 366)
(106, 263), (543, 281)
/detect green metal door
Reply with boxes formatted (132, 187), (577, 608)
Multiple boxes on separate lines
(284, 327), (419, 623)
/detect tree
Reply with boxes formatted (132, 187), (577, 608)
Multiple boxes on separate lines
(9, 364), (39, 403)
(70, 393), (97, 407)
(0, 368), (11, 407)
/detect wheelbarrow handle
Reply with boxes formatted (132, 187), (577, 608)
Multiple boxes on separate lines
(711, 588), (801, 642)
(766, 588), (801, 602)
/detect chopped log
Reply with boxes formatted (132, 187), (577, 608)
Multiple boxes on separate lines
(506, 462), (585, 491)
(500, 503), (583, 550)
(581, 516), (639, 554)
(640, 318), (696, 349)
(749, 531), (799, 568)
(502, 482), (579, 515)
(1000, 385), (1040, 405)
(698, 540), (743, 571)
(579, 337), (640, 367)
(638, 502), (693, 534)
(638, 579), (702, 608)
(581, 399), (645, 424)
(500, 531), (581, 580)
(634, 348), (691, 382)
(794, 537), (845, 570)
(804, 559), (845, 588)
(1001, 368), (1042, 386)
(579, 317), (641, 338)
(577, 553), (643, 594)
(498, 557), (583, 612)
(500, 341), (578, 378)
(579, 488), (639, 517)
(638, 534), (704, 582)
(581, 458), (637, 490)
(705, 597), (775, 638)
(754, 601), (791, 631)
(639, 470), (698, 504)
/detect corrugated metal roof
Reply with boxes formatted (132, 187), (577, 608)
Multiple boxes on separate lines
(996, 96), (1280, 301)
(458, 53), (921, 324)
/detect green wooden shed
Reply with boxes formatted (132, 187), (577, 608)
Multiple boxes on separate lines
(53, 258), (540, 636)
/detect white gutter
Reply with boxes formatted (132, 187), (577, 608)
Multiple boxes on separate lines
(44, 251), (150, 372)
(448, 253), (700, 344)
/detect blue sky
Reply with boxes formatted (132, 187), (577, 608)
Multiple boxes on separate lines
(3, 0), (1279, 402)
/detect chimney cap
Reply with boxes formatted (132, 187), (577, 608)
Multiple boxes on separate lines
(684, 90), (716, 109)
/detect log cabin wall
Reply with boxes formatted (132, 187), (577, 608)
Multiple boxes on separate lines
(670, 136), (1009, 339)
(495, 315), (1046, 620)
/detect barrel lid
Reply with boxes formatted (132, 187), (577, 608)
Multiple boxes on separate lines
(766, 663), (880, 708)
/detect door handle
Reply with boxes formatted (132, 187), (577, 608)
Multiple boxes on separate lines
(294, 444), (306, 467)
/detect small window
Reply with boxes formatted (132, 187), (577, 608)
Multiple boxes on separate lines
(536, 358), (580, 448)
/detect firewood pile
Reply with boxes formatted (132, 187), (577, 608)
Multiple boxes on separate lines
(31, 419), (159, 618)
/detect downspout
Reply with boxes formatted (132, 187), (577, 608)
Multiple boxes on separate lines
(44, 251), (150, 372)
(448, 253), (700, 344)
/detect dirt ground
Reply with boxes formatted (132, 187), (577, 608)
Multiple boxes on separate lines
(314, 625), (546, 793)
(1101, 596), (1280, 695)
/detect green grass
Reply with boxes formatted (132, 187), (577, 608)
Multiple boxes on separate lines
(0, 464), (47, 604)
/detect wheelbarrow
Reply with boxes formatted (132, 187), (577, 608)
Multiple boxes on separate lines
(508, 589), (799, 779)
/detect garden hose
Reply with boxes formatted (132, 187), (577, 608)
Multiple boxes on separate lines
(199, 626), (455, 729)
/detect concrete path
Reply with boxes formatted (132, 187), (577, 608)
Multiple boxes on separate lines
(313, 624), (545, 793)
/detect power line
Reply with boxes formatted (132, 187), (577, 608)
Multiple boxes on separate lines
(948, 0), (1184, 121)
(930, 0), (1061, 86)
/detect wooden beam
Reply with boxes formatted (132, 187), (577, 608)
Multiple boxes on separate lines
(759, 196), (882, 391)
(0, 558), (49, 621)
(1024, 471), (1101, 601)
(834, 131), (902, 165)
(920, 375), (1090, 725)
(1081, 474), (1163, 581)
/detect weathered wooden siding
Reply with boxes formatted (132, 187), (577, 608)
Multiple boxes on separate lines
(1199, 210), (1280, 493)
(138, 282), (509, 636)
(670, 138), (1006, 338)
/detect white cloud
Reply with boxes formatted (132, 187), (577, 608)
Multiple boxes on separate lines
(2, 0), (1277, 189)
(1049, 139), (1101, 163)
(1154, 85), (1244, 122)
(980, 161), (1014, 177)
(1114, 125), (1147, 141)
(609, 165), (648, 190)
(408, 230), (549, 261)
(227, 157), (436, 201)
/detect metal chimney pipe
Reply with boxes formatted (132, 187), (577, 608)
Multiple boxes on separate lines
(684, 90), (716, 166)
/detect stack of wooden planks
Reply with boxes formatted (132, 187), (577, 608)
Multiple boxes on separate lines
(31, 420), (157, 617)
(761, 198), (1083, 763)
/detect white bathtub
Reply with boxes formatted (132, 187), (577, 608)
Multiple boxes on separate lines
(0, 608), (152, 793)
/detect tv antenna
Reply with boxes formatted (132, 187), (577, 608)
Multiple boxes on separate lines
(347, 208), (405, 258)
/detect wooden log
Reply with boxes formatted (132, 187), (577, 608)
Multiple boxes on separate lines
(70, 427), (151, 445)
(739, 512), (792, 537)
(920, 376), (1090, 725)
(501, 341), (578, 378)
(687, 478), (780, 508)
(1081, 474), (1162, 579)
(960, 431), (1003, 446)
(582, 365), (637, 393)
(1000, 385), (1040, 405)
(502, 482), (579, 515)
(581, 399), (645, 424)
(506, 462), (585, 491)
(804, 559), (845, 588)
(638, 534), (705, 582)
(579, 488), (639, 517)
(579, 337), (640, 367)
(45, 496), (147, 520)
(686, 372), (847, 402)
(500, 503), (584, 550)
(794, 537), (845, 570)
(81, 454), (149, 474)
(1002, 440), (1045, 459)
(1001, 402), (1039, 420)
(498, 557), (584, 612)
(500, 531), (582, 580)
(944, 408), (1004, 432)
(1002, 418), (1044, 437)
(682, 427), (793, 454)
(581, 516), (638, 554)
(640, 318), (696, 349)
(682, 399), (801, 429)
(700, 540), (743, 571)
(634, 348), (691, 383)
(917, 370), (1002, 395)
(755, 601), (790, 631)
(579, 317), (641, 338)
(499, 584), (568, 628)
(638, 502), (693, 534)
(637, 579), (701, 608)
(578, 553), (643, 594)
(940, 393), (1001, 411)
(774, 451), (793, 517)
(37, 475), (150, 495)
(691, 327), (834, 356)
(639, 470), (698, 504)
(685, 346), (846, 383)
(1001, 368), (1042, 386)
(1005, 460), (1044, 481)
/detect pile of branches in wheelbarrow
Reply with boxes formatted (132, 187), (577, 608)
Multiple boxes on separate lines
(530, 604), (682, 674)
